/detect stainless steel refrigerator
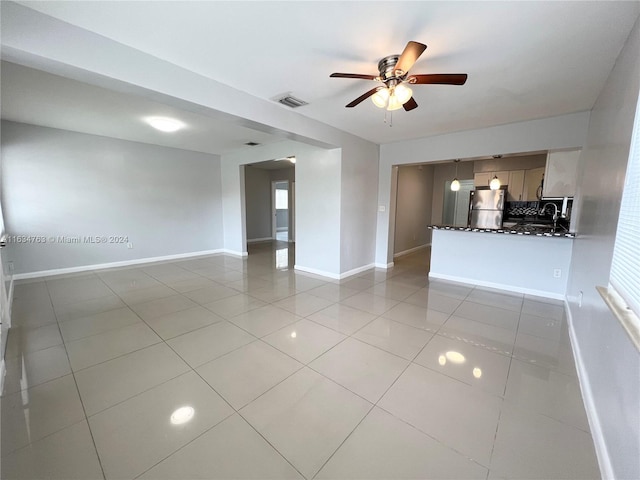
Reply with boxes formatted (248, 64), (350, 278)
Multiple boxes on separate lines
(468, 187), (506, 229)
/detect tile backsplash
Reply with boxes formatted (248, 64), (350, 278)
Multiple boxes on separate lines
(506, 201), (540, 217)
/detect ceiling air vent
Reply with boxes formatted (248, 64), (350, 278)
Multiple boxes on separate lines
(277, 95), (308, 108)
(244, 142), (260, 146)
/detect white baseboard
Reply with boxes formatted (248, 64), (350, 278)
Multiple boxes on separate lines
(340, 263), (375, 279)
(294, 265), (340, 280)
(247, 237), (273, 243)
(374, 262), (394, 269)
(393, 244), (430, 259)
(12, 249), (232, 280)
(427, 272), (565, 300)
(565, 301), (612, 480)
(0, 359), (5, 396)
(222, 249), (248, 258)
(294, 263), (376, 280)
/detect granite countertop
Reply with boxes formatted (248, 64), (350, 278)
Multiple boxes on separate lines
(429, 225), (576, 239)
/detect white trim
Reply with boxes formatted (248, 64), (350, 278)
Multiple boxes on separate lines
(294, 265), (340, 280)
(247, 237), (274, 244)
(428, 272), (565, 300)
(294, 263), (376, 280)
(340, 263), (376, 279)
(393, 244), (430, 259)
(565, 302), (613, 480)
(12, 249), (228, 280)
(0, 359), (5, 396)
(222, 249), (248, 258)
(374, 262), (394, 269)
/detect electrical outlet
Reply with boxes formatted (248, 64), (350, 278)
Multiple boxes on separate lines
(553, 269), (561, 278)
(8, 262), (14, 272)
(127, 243), (133, 249)
(378, 205), (386, 212)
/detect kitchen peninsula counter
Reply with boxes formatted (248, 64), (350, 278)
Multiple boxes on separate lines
(428, 227), (573, 299)
(429, 225), (576, 238)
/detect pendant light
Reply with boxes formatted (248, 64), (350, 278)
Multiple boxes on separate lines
(450, 159), (461, 192)
(489, 175), (501, 190)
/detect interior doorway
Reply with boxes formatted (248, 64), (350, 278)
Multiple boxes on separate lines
(272, 181), (289, 242)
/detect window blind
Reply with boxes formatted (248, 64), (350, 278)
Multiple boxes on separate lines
(609, 92), (640, 318)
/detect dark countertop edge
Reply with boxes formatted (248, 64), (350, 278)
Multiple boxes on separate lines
(428, 225), (576, 239)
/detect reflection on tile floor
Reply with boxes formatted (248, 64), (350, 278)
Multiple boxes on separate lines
(2, 242), (600, 479)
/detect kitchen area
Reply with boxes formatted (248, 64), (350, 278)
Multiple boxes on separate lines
(393, 149), (581, 299)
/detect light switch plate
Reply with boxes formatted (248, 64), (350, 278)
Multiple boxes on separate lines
(378, 205), (386, 212)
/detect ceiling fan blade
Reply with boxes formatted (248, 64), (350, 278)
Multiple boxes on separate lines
(330, 73), (378, 80)
(403, 97), (418, 111)
(394, 41), (427, 75)
(346, 87), (383, 108)
(408, 74), (468, 85)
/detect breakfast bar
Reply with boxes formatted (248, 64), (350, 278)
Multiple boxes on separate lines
(428, 227), (574, 299)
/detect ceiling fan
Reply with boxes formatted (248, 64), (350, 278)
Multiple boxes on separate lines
(330, 41), (467, 112)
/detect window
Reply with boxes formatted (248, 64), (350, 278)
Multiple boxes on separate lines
(275, 188), (288, 210)
(602, 92), (640, 350)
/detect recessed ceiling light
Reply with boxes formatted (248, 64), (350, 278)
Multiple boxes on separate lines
(145, 116), (185, 133)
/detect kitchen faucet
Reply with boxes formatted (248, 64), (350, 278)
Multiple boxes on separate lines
(540, 202), (560, 230)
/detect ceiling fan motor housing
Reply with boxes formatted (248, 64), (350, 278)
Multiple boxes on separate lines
(378, 55), (404, 84)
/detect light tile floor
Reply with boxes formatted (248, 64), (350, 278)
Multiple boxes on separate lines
(1, 242), (599, 479)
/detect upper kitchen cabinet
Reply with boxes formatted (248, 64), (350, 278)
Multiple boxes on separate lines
(543, 149), (581, 197)
(507, 170), (526, 201)
(524, 167), (545, 200)
(474, 170), (509, 188)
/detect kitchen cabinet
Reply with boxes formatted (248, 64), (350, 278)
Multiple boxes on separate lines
(543, 149), (581, 197)
(507, 170), (525, 201)
(474, 170), (509, 188)
(524, 167), (545, 201)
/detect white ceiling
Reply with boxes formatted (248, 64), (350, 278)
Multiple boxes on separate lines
(0, 62), (284, 155)
(4, 1), (640, 150)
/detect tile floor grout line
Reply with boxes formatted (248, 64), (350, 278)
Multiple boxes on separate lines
(234, 410), (310, 480)
(309, 402), (378, 480)
(373, 401), (493, 472)
(44, 279), (108, 480)
(485, 292), (524, 477)
(7, 245), (597, 479)
(131, 410), (237, 480)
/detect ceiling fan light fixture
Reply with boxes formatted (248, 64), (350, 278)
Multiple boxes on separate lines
(394, 83), (413, 104)
(387, 93), (403, 111)
(371, 88), (390, 108)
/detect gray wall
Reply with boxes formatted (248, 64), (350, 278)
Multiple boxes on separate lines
(394, 165), (434, 255)
(1, 121), (223, 274)
(244, 166), (272, 240)
(566, 17), (640, 479)
(340, 138), (379, 274)
(473, 154), (547, 173)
